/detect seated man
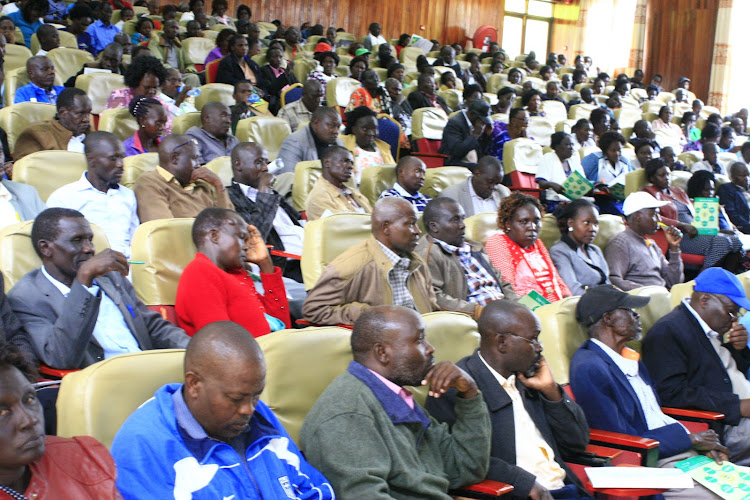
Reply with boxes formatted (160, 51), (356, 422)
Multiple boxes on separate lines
(229, 80), (265, 134)
(301, 305), (490, 497)
(34, 23), (59, 56)
(432, 45), (463, 79)
(643, 268), (750, 466)
(718, 162), (750, 234)
(690, 142), (723, 175)
(7, 208), (189, 369)
(407, 72), (450, 114)
(630, 119), (657, 149)
(0, 341), (121, 498)
(133, 134), (233, 222)
(85, 2), (120, 55)
(302, 197), (437, 325)
(441, 156), (510, 217)
(542, 80), (566, 106)
(277, 79), (325, 132)
(147, 19), (200, 87)
(305, 145), (372, 221)
(14, 87), (92, 160)
(416, 197), (517, 320)
(113, 32), (132, 54)
(158, 67), (199, 118)
(488, 108), (531, 162)
(277, 106), (344, 175)
(64, 41), (125, 87)
(46, 131), (138, 257)
(605, 192), (683, 290)
(571, 285), (729, 499)
(111, 322), (334, 499)
(186, 102), (239, 165)
(438, 98), (494, 168)
(14, 56), (65, 104)
(227, 142), (304, 282)
(379, 156), (431, 213)
(0, 175), (46, 224)
(430, 300), (590, 499)
(362, 21), (386, 50)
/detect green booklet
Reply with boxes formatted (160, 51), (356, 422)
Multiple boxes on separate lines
(518, 290), (551, 311)
(692, 197), (720, 235)
(562, 171), (594, 200)
(608, 181), (626, 201)
(675, 455), (750, 499)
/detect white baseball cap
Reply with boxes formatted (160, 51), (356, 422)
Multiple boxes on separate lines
(622, 191), (669, 216)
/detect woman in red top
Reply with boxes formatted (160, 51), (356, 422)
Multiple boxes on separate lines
(176, 208), (291, 337)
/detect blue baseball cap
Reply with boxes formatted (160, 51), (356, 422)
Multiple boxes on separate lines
(694, 268), (750, 310)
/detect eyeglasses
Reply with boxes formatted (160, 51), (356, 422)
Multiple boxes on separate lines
(173, 139), (198, 152)
(500, 332), (541, 347)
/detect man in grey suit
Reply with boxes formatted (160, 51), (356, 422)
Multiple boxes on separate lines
(0, 178), (46, 222)
(277, 106), (344, 175)
(8, 208), (189, 369)
(441, 156), (511, 217)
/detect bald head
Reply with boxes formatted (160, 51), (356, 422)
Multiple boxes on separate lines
(372, 197), (414, 233)
(201, 102), (232, 138)
(478, 300), (531, 342)
(83, 130), (119, 155)
(185, 321), (263, 375)
(231, 142), (269, 188)
(477, 299), (542, 377)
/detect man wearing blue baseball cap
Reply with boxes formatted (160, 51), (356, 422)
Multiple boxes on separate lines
(643, 268), (750, 465)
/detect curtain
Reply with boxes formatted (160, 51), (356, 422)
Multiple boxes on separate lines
(708, 0), (750, 114)
(574, 0), (638, 75)
(627, 0), (647, 74)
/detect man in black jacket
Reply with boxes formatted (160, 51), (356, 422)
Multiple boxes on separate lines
(426, 300), (590, 499)
(407, 72), (450, 115)
(216, 34), (263, 89)
(438, 98), (493, 169)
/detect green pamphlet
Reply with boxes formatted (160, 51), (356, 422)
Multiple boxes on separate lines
(607, 181), (626, 201)
(518, 290), (551, 311)
(675, 455), (750, 499)
(562, 171), (594, 200)
(692, 197), (720, 235)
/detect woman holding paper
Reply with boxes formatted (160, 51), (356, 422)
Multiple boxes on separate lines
(643, 158), (743, 272)
(535, 132), (585, 210)
(485, 192), (571, 302)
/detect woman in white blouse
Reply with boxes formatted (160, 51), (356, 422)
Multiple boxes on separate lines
(536, 132), (585, 206)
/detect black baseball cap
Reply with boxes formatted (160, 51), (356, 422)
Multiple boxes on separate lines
(575, 285), (650, 327)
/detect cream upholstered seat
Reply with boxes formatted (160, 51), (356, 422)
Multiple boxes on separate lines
(193, 83), (234, 110)
(57, 349), (185, 448)
(325, 77), (361, 110)
(486, 74), (508, 94)
(12, 151), (88, 202)
(292, 160), (322, 212)
(677, 150), (703, 170)
(625, 168), (648, 196)
(579, 145), (601, 161)
(411, 107), (448, 141)
(182, 36), (214, 65)
(4, 67), (30, 107)
(0, 102), (57, 153)
(438, 89), (461, 111)
(171, 111), (202, 135)
(46, 47), (95, 87)
(359, 164), (397, 206)
(555, 119), (576, 133)
(420, 166), (471, 198)
(130, 218), (196, 307)
(205, 156), (232, 186)
(464, 212), (499, 245)
(0, 220), (109, 292)
(235, 117), (291, 161)
(503, 138), (543, 175)
(4, 44), (32, 74)
(536, 296), (586, 385)
(300, 213), (372, 289)
(670, 170), (693, 192)
(670, 280), (695, 308)
(122, 153), (159, 189)
(527, 117), (555, 147)
(627, 286), (671, 347)
(98, 107), (138, 142)
(541, 100), (566, 124)
(398, 46), (422, 70)
(614, 107), (642, 130)
(74, 72), (126, 115)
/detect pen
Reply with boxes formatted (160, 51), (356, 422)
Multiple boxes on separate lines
(127, 260), (146, 264)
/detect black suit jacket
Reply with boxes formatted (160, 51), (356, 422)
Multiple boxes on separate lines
(643, 303), (750, 426)
(0, 272), (35, 363)
(426, 350), (589, 498)
(227, 182), (303, 281)
(438, 111), (491, 167)
(216, 53), (264, 88)
(407, 90), (450, 115)
(259, 64), (299, 114)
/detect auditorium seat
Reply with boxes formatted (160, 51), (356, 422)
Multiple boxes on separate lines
(677, 150), (703, 170)
(12, 151), (87, 202)
(98, 107), (138, 141)
(46, 47), (95, 86)
(411, 107), (449, 168)
(204, 155), (232, 186)
(4, 67), (30, 107)
(57, 349), (186, 448)
(194, 83), (234, 110)
(300, 213), (371, 290)
(74, 72), (127, 115)
(438, 89), (461, 111)
(527, 117), (555, 147)
(626, 286), (672, 346)
(359, 163), (397, 205)
(535, 295), (586, 385)
(0, 219), (109, 292)
(291, 159), (322, 212)
(420, 166), (471, 198)
(0, 102), (57, 154)
(540, 100), (566, 124)
(4, 44), (32, 74)
(613, 107), (642, 130)
(669, 280), (695, 308)
(280, 83), (303, 108)
(325, 77), (361, 119)
(624, 168), (647, 196)
(464, 212), (499, 245)
(122, 153), (159, 189)
(486, 74), (508, 94)
(182, 36), (214, 68)
(170, 111), (202, 135)
(376, 113), (402, 160)
(235, 116), (291, 161)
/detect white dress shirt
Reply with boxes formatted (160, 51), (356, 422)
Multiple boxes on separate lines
(41, 265), (140, 358)
(478, 352), (566, 490)
(46, 172), (140, 257)
(67, 134), (86, 153)
(237, 182), (304, 256)
(467, 176), (500, 215)
(591, 338), (688, 432)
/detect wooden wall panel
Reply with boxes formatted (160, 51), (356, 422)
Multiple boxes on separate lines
(643, 0), (717, 102)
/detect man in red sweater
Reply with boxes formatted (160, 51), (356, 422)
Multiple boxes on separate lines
(175, 208), (291, 337)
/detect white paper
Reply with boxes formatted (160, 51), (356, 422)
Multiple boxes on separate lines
(83, 68), (112, 75)
(585, 466), (693, 489)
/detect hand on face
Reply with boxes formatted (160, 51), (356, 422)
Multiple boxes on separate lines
(76, 248), (129, 286)
(517, 357), (560, 400)
(243, 224), (273, 273)
(726, 322), (748, 351)
(422, 361), (478, 399)
(190, 166), (223, 191)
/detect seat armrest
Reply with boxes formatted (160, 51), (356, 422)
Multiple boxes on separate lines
(294, 319), (354, 330)
(449, 480), (514, 498)
(269, 248), (302, 260)
(39, 365), (79, 380)
(589, 428), (660, 467)
(662, 407), (725, 421)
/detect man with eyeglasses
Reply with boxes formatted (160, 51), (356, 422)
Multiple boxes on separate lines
(643, 267), (750, 466)
(428, 300), (591, 500)
(571, 285), (728, 498)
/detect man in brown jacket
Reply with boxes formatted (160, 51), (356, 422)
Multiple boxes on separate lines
(133, 134), (233, 222)
(302, 197), (437, 325)
(415, 197), (518, 320)
(14, 88), (92, 160)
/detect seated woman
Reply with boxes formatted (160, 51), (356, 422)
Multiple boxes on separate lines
(204, 27), (235, 65)
(210, 0), (235, 27)
(629, 139), (657, 170)
(378, 43), (395, 71)
(176, 208), (291, 337)
(131, 17), (154, 46)
(386, 62), (409, 88)
(438, 71), (457, 90)
(581, 131), (634, 214)
(507, 67), (523, 85)
(341, 106), (395, 184)
(105, 55), (173, 134)
(652, 105), (686, 147)
(681, 111), (701, 142)
(521, 89), (545, 117)
(549, 199), (609, 296)
(683, 122), (721, 153)
(485, 192), (571, 302)
(216, 34), (264, 89)
(0, 341), (120, 498)
(643, 158), (743, 272)
(395, 33), (410, 57)
(487, 59), (505, 77)
(535, 131), (585, 208)
(571, 118), (596, 151)
(688, 169), (749, 248)
(259, 46), (300, 114)
(123, 96), (167, 156)
(308, 50), (339, 95)
(491, 86), (516, 115)
(346, 69), (389, 114)
(349, 55), (369, 82)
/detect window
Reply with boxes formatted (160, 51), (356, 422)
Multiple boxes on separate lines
(501, 0), (553, 58)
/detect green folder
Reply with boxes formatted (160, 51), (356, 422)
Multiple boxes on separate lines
(675, 455), (750, 499)
(608, 182), (626, 201)
(692, 197), (720, 235)
(562, 171), (594, 200)
(518, 290), (551, 311)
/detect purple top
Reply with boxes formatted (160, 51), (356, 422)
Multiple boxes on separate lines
(204, 46), (225, 66)
(123, 132), (161, 157)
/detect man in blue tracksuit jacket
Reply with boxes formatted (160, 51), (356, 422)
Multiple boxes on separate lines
(111, 321), (335, 499)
